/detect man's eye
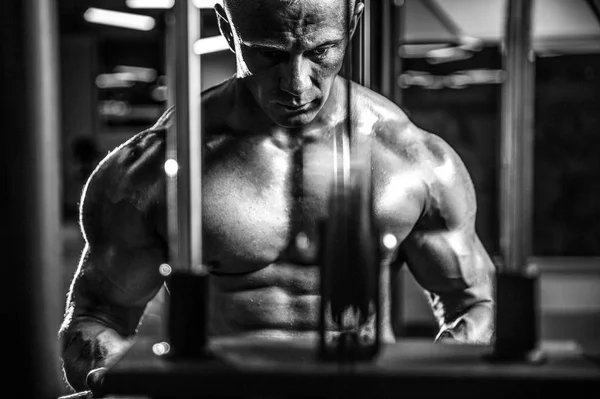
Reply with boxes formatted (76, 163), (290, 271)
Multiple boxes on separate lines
(259, 50), (280, 58)
(309, 47), (331, 58)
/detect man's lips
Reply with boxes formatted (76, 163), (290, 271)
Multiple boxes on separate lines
(277, 101), (312, 111)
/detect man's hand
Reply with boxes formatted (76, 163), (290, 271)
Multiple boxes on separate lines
(435, 330), (461, 345)
(61, 320), (137, 394)
(86, 367), (109, 393)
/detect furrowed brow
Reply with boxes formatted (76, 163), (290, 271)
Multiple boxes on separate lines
(242, 40), (288, 51)
(242, 37), (344, 52)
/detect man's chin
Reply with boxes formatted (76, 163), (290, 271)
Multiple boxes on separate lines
(274, 115), (315, 128)
(268, 107), (319, 128)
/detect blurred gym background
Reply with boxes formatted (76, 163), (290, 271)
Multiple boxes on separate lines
(55, 0), (599, 352)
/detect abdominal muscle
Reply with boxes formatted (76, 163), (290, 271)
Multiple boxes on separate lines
(206, 262), (396, 343)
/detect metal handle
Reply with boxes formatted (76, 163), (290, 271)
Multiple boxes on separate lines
(57, 391), (93, 399)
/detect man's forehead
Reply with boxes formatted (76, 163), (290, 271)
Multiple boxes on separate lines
(226, 0), (352, 40)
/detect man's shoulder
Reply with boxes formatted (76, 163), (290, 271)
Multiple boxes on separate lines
(352, 83), (446, 165)
(80, 116), (168, 221)
(355, 84), (475, 212)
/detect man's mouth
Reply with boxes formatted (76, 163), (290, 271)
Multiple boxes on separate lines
(277, 101), (312, 112)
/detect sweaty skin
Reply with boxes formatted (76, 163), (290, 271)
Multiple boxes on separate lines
(59, 0), (495, 393)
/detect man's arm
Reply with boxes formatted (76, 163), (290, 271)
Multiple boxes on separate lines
(400, 132), (495, 345)
(59, 128), (168, 392)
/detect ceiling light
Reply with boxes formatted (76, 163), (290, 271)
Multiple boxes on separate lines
(193, 35), (229, 55)
(126, 0), (174, 9)
(83, 7), (156, 31)
(95, 73), (136, 89)
(193, 0), (222, 9)
(114, 65), (158, 82)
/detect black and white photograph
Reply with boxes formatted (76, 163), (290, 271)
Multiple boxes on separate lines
(2, 1), (599, 398)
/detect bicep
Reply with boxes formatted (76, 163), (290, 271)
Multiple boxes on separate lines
(69, 238), (166, 335)
(401, 133), (495, 317)
(65, 142), (168, 336)
(403, 228), (494, 301)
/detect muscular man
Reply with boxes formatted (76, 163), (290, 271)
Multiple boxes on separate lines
(59, 0), (495, 393)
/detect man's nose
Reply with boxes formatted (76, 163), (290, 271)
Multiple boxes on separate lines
(280, 55), (311, 97)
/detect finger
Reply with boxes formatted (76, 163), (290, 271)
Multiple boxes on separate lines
(86, 367), (108, 391)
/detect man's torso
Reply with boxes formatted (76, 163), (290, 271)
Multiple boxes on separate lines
(93, 78), (445, 342)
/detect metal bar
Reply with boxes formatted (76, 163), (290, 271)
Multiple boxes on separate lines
(1, 0), (62, 396)
(164, 0), (210, 360)
(499, 0), (535, 273)
(379, 0), (392, 99)
(187, 1), (204, 274)
(421, 0), (463, 42)
(585, 0), (600, 28)
(391, 0), (405, 106)
(29, 0), (63, 394)
(362, 0), (371, 88)
(387, 0), (406, 336)
(165, 10), (179, 268)
(168, 0), (204, 273)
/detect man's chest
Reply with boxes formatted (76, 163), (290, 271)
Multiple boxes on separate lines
(200, 134), (425, 273)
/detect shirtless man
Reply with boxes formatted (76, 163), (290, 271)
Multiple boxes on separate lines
(59, 0), (495, 394)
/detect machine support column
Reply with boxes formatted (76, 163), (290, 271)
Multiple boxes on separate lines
(1, 0), (63, 396)
(492, 0), (541, 362)
(164, 0), (210, 360)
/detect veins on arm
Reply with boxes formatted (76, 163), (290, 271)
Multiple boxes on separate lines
(399, 132), (495, 344)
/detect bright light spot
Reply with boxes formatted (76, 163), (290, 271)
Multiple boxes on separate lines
(152, 342), (170, 356)
(99, 100), (131, 117)
(433, 158), (455, 183)
(159, 263), (172, 276)
(295, 232), (310, 251)
(84, 8), (156, 31)
(382, 233), (398, 250)
(354, 110), (377, 136)
(151, 85), (168, 102)
(164, 159), (179, 177)
(126, 0), (174, 9)
(193, 36), (229, 55)
(114, 65), (157, 83)
(193, 0), (222, 9)
(95, 73), (136, 89)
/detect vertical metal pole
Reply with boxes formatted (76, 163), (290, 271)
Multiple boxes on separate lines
(362, 0), (371, 88)
(500, 0), (535, 275)
(379, 0), (392, 99)
(491, 0), (542, 363)
(349, 0), (367, 86)
(165, 0), (210, 359)
(1, 0), (62, 396)
(165, 9), (179, 268)
(387, 0), (406, 337)
(391, 0), (405, 106)
(168, 0), (203, 274)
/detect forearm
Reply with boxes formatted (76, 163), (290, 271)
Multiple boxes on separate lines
(434, 300), (494, 345)
(60, 317), (137, 392)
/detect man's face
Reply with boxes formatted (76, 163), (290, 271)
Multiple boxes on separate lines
(226, 0), (354, 128)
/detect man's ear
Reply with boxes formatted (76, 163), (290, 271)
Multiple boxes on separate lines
(348, 1), (365, 40)
(214, 4), (235, 53)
